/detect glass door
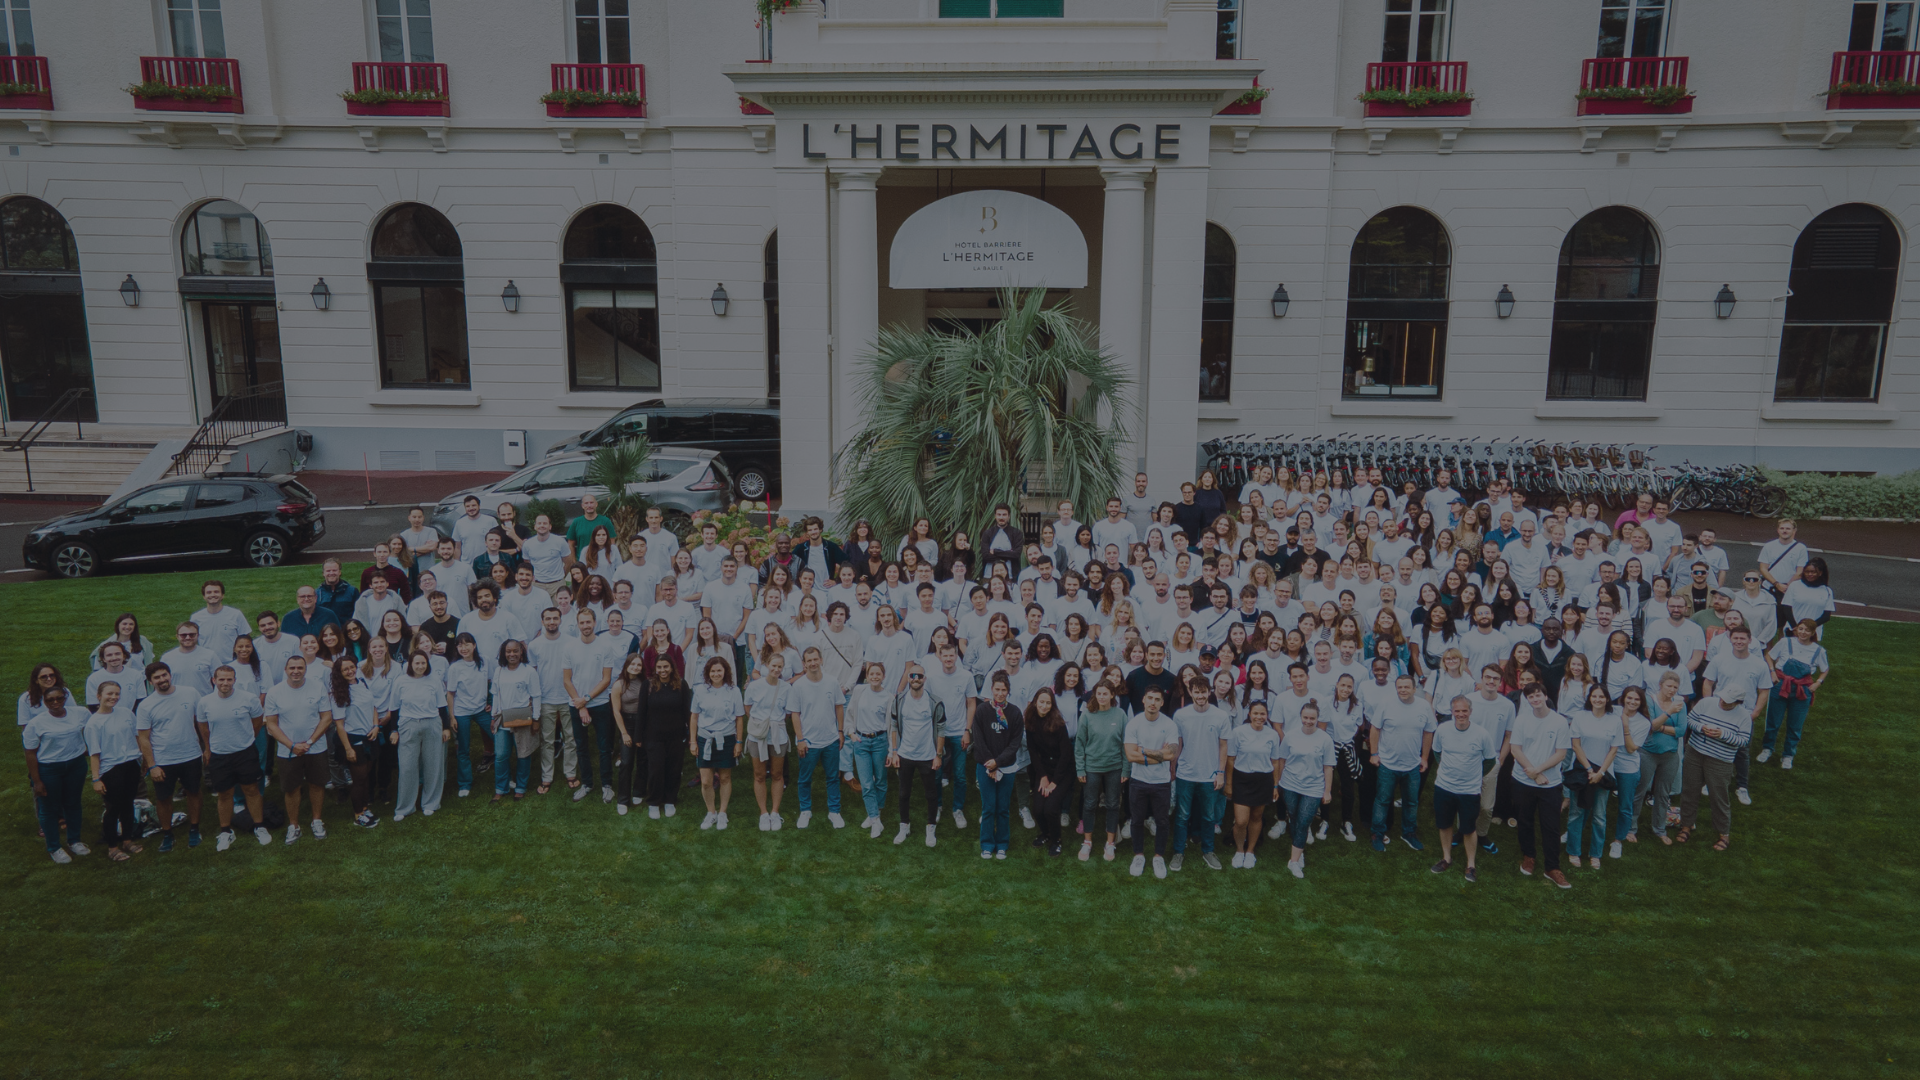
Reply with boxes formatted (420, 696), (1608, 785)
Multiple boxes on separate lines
(202, 302), (286, 422)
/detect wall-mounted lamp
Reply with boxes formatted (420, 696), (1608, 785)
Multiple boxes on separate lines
(311, 278), (331, 311)
(501, 281), (521, 314)
(711, 283), (730, 316)
(1495, 284), (1515, 319)
(118, 274), (140, 307)
(1270, 283), (1290, 318)
(1714, 284), (1736, 319)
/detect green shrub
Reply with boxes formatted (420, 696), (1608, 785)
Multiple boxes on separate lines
(522, 497), (569, 532)
(1762, 467), (1920, 521)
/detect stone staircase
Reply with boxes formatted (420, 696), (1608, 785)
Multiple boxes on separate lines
(0, 425), (198, 498)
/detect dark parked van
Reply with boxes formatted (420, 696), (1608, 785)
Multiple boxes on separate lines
(546, 398), (781, 500)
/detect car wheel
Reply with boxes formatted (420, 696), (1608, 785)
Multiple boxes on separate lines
(734, 466), (771, 501)
(51, 541), (97, 579)
(244, 530), (288, 568)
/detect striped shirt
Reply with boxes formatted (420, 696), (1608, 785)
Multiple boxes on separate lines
(1684, 698), (1753, 763)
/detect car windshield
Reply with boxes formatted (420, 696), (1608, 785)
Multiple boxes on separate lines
(646, 457), (695, 483)
(596, 413), (648, 442)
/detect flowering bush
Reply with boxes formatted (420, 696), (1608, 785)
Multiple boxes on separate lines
(1357, 86), (1472, 108)
(1576, 84), (1692, 107)
(540, 88), (645, 109)
(340, 87), (447, 104)
(125, 80), (234, 102)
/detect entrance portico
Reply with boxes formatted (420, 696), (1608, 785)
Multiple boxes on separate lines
(729, 62), (1260, 519)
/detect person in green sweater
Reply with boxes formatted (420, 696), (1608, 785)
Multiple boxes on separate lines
(565, 494), (612, 557)
(1075, 680), (1129, 863)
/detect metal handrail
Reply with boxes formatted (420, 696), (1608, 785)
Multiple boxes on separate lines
(167, 381), (288, 478)
(2, 387), (93, 492)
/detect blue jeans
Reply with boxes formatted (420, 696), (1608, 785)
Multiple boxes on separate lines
(34, 755), (85, 853)
(1371, 766), (1420, 839)
(1612, 770), (1641, 843)
(848, 732), (890, 820)
(573, 703), (617, 789)
(1764, 690), (1812, 757)
(938, 734), (969, 815)
(493, 724), (531, 795)
(454, 710), (491, 790)
(1172, 777), (1219, 854)
(1282, 788), (1320, 851)
(796, 741), (842, 813)
(1566, 786), (1610, 859)
(977, 764), (1015, 852)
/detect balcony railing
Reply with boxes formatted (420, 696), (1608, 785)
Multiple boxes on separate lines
(1362, 61), (1471, 117)
(546, 63), (646, 117)
(1827, 50), (1920, 109)
(133, 56), (242, 113)
(0, 55), (51, 109)
(346, 61), (450, 116)
(1577, 56), (1692, 114)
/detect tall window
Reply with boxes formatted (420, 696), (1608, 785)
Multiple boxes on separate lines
(368, 204), (468, 389)
(0, 0), (35, 56)
(1383, 0), (1450, 62)
(181, 200), (272, 278)
(1546, 208), (1660, 401)
(1775, 204), (1900, 403)
(376, 0), (434, 63)
(1200, 224), (1235, 402)
(764, 232), (780, 400)
(1851, 2), (1915, 49)
(1343, 207), (1450, 399)
(1216, 0), (1242, 59)
(575, 0), (630, 64)
(562, 205), (659, 392)
(0, 197), (95, 421)
(167, 0), (225, 58)
(1597, 0), (1668, 58)
(939, 1), (1064, 16)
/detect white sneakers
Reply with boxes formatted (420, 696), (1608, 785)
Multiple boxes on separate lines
(895, 823), (911, 845)
(1120, 821), (1132, 840)
(769, 813), (783, 831)
(1736, 788), (1752, 806)
(648, 806), (661, 820)
(1609, 841), (1623, 859)
(952, 810), (967, 829)
(1102, 842), (1116, 862)
(1061, 812), (1072, 827)
(1757, 748), (1772, 763)
(1245, 853), (1258, 869)
(925, 824), (937, 848)
(284, 825), (301, 845)
(572, 786), (589, 802)
(1152, 855), (1167, 879)
(1288, 859), (1304, 878)
(1781, 756), (1795, 770)
(602, 785), (615, 804)
(700, 812), (717, 830)
(253, 827), (271, 846)
(1020, 807), (1036, 830)
(663, 803), (676, 817)
(1343, 822), (1357, 842)
(868, 819), (884, 839)
(1267, 820), (1285, 840)
(216, 830), (234, 852)
(1231, 852), (1245, 868)
(828, 812), (845, 829)
(716, 812), (729, 831)
(617, 803), (628, 817)
(759, 813), (771, 831)
(1079, 841), (1093, 862)
(982, 849), (994, 860)
(1317, 821), (1329, 840)
(1129, 854), (1146, 877)
(796, 810), (812, 829)
(458, 788), (470, 799)
(50, 849), (72, 864)
(310, 819), (326, 839)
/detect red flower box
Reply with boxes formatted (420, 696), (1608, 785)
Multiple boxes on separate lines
(134, 96), (239, 113)
(0, 91), (51, 110)
(545, 101), (646, 117)
(1364, 100), (1471, 117)
(1827, 92), (1920, 109)
(740, 97), (772, 116)
(1577, 96), (1693, 115)
(1218, 99), (1262, 116)
(345, 99), (449, 116)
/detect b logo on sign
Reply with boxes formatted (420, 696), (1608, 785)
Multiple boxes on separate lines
(980, 207), (997, 234)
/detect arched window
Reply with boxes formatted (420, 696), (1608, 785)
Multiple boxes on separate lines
(368, 203), (468, 389)
(1200, 223), (1236, 402)
(1343, 206), (1450, 398)
(1775, 203), (1899, 402)
(562, 204), (658, 391)
(182, 199), (273, 277)
(0, 197), (95, 421)
(181, 200), (283, 418)
(764, 231), (779, 399)
(1547, 207), (1660, 401)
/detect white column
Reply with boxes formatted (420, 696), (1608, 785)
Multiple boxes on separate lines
(1143, 164), (1210, 495)
(775, 164), (832, 518)
(1099, 166), (1150, 473)
(831, 168), (882, 468)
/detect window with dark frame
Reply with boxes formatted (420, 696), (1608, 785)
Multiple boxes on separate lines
(562, 204), (660, 392)
(1774, 203), (1900, 403)
(1382, 0), (1450, 62)
(0, 0), (35, 56)
(368, 203), (470, 390)
(1200, 223), (1236, 402)
(1216, 0), (1242, 59)
(1849, 2), (1914, 51)
(1596, 0), (1668, 58)
(168, 0), (226, 58)
(574, 0), (630, 65)
(1546, 207), (1661, 401)
(1342, 206), (1451, 399)
(376, 0), (434, 63)
(0, 196), (95, 422)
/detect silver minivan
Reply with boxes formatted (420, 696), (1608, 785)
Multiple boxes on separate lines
(432, 448), (729, 538)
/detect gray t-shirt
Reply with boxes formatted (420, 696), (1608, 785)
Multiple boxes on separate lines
(1508, 708), (1571, 787)
(1123, 714), (1180, 785)
(1431, 720), (1498, 796)
(1277, 726), (1336, 798)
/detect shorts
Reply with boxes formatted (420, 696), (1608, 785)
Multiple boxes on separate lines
(696, 735), (738, 770)
(277, 752), (330, 789)
(155, 758), (203, 800)
(746, 735), (788, 762)
(1433, 785), (1479, 834)
(207, 748), (262, 792)
(1230, 770), (1274, 807)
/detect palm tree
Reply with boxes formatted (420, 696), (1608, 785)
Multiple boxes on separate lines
(835, 288), (1131, 544)
(583, 434), (654, 541)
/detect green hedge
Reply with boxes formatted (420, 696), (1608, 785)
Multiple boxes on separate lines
(1762, 467), (1920, 521)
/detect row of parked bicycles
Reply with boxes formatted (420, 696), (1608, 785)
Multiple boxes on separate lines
(1199, 435), (1787, 518)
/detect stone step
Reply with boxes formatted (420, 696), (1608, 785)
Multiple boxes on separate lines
(0, 446), (156, 497)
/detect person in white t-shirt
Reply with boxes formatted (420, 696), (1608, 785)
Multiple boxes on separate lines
(190, 580), (250, 662)
(645, 577), (701, 649)
(263, 656), (335, 844)
(521, 515), (572, 591)
(448, 495), (498, 560)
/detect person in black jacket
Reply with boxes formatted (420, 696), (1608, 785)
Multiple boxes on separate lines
(640, 657), (693, 818)
(978, 504), (1025, 574)
(791, 517), (848, 582)
(971, 672), (1023, 860)
(1024, 688), (1073, 856)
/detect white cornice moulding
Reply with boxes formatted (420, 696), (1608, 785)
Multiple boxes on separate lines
(554, 393), (640, 410)
(367, 389), (482, 408)
(1759, 403), (1897, 422)
(1533, 402), (1664, 420)
(1327, 403), (1455, 420)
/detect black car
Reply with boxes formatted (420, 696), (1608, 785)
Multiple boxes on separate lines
(23, 474), (326, 579)
(545, 397), (781, 501)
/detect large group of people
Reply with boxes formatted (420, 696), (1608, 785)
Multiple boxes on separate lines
(17, 467), (1838, 888)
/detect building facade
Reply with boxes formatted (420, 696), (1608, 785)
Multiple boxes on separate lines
(2, 0), (1918, 514)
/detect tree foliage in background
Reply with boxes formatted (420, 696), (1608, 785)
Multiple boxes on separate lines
(834, 288), (1131, 544)
(584, 435), (655, 541)
(1763, 467), (1920, 521)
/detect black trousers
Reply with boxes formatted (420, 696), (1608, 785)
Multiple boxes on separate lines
(1128, 780), (1172, 857)
(1034, 776), (1067, 843)
(896, 757), (939, 825)
(1512, 780), (1563, 873)
(617, 739), (648, 805)
(645, 728), (686, 807)
(100, 760), (141, 846)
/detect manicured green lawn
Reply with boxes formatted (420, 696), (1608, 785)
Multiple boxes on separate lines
(0, 565), (1915, 1078)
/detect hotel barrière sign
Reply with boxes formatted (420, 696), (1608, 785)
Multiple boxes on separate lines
(890, 190), (1089, 290)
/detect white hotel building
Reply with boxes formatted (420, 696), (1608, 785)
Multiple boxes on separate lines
(1, 1), (1918, 512)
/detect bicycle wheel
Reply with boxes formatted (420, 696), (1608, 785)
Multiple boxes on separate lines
(1670, 481), (1703, 512)
(1748, 485), (1786, 518)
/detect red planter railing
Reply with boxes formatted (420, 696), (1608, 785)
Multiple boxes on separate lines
(1363, 61), (1470, 117)
(547, 63), (646, 117)
(134, 56), (242, 112)
(0, 54), (51, 109)
(1578, 55), (1692, 114)
(1827, 50), (1920, 109)
(347, 61), (450, 116)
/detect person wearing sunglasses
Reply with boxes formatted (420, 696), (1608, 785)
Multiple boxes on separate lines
(1730, 573), (1779, 646)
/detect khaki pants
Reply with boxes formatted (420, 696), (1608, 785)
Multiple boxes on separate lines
(1678, 752), (1734, 838)
(1475, 764), (1499, 836)
(538, 702), (578, 784)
